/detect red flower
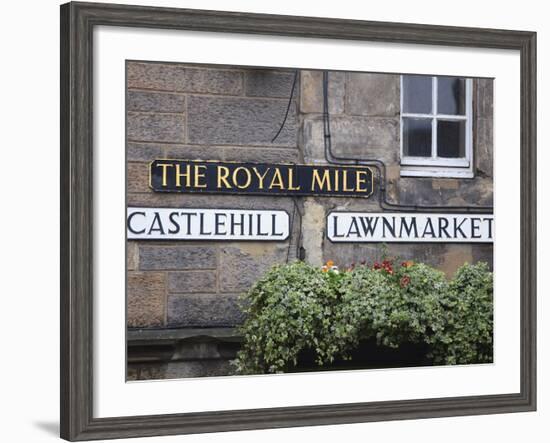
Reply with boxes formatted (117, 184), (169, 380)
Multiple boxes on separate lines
(400, 275), (411, 288)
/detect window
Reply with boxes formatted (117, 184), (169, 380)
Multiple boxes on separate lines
(400, 75), (473, 178)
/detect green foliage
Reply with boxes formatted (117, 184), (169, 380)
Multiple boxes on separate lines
(234, 259), (493, 374)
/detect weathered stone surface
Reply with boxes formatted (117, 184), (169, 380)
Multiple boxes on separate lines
(168, 271), (217, 293)
(476, 78), (494, 118)
(472, 244), (494, 271)
(301, 199), (326, 266)
(476, 117), (493, 177)
(127, 112), (185, 143)
(164, 145), (224, 161)
(139, 246), (217, 270)
(128, 362), (168, 380)
(438, 244), (474, 279)
(127, 241), (139, 270)
(187, 96), (297, 147)
(245, 70), (296, 98)
(398, 177), (493, 207)
(127, 143), (164, 162)
(303, 116), (399, 163)
(223, 147), (300, 163)
(300, 70), (345, 115)
(127, 193), (295, 212)
(127, 62), (243, 94)
(167, 294), (244, 327)
(127, 162), (150, 193)
(164, 360), (235, 379)
(127, 91), (185, 113)
(173, 339), (224, 360)
(127, 271), (166, 327)
(219, 243), (289, 292)
(347, 73), (400, 117)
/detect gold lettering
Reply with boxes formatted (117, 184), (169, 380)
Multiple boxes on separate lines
(355, 170), (369, 192)
(269, 168), (285, 189)
(195, 165), (207, 188)
(217, 166), (232, 189)
(175, 163), (191, 187)
(252, 167), (270, 189)
(311, 169), (331, 191)
(343, 169), (354, 192)
(156, 163), (173, 187)
(287, 167), (301, 191)
(233, 166), (252, 189)
(334, 169), (339, 192)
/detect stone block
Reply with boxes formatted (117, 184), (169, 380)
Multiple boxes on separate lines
(476, 78), (494, 119)
(300, 70), (345, 114)
(164, 145), (225, 161)
(245, 70), (296, 98)
(127, 112), (185, 143)
(139, 245), (217, 270)
(167, 294), (244, 327)
(168, 271), (217, 293)
(302, 116), (398, 163)
(127, 62), (243, 94)
(127, 241), (139, 270)
(476, 117), (493, 178)
(164, 360), (235, 379)
(346, 73), (400, 116)
(127, 271), (166, 328)
(223, 147), (300, 163)
(127, 193), (295, 212)
(127, 91), (185, 113)
(127, 162), (150, 193)
(472, 244), (494, 271)
(219, 243), (289, 292)
(187, 96), (297, 147)
(127, 143), (165, 162)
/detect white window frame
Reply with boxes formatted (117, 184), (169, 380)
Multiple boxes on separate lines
(400, 75), (474, 178)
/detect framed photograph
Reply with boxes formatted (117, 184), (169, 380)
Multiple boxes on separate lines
(60, 1), (536, 440)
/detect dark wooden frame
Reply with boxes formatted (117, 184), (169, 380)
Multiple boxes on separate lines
(60, 1), (537, 440)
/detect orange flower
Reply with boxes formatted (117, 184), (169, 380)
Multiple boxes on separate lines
(321, 265), (329, 273)
(326, 260), (334, 268)
(401, 260), (414, 268)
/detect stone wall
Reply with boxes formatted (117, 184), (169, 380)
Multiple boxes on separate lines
(299, 71), (493, 277)
(126, 62), (493, 379)
(127, 62), (300, 332)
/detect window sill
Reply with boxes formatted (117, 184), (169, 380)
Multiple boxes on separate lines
(400, 166), (474, 179)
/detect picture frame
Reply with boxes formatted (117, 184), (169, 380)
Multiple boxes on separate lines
(60, 1), (536, 440)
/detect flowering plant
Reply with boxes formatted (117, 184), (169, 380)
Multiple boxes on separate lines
(234, 258), (493, 374)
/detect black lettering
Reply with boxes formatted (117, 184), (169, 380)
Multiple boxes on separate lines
(422, 218), (436, 238)
(399, 217), (418, 238)
(127, 211), (146, 235)
(332, 215), (345, 238)
(484, 217), (494, 239)
(471, 217), (482, 239)
(358, 217), (379, 237)
(347, 217), (360, 237)
(230, 213), (245, 236)
(148, 212), (165, 235)
(438, 217), (451, 238)
(382, 217), (396, 239)
(168, 212), (180, 234)
(199, 213), (212, 235)
(214, 213), (227, 235)
(271, 214), (284, 236)
(257, 214), (269, 236)
(453, 218), (467, 238)
(180, 212), (197, 235)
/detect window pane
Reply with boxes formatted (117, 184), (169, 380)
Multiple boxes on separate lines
(437, 77), (466, 115)
(403, 118), (432, 157)
(402, 75), (432, 114)
(437, 120), (466, 158)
